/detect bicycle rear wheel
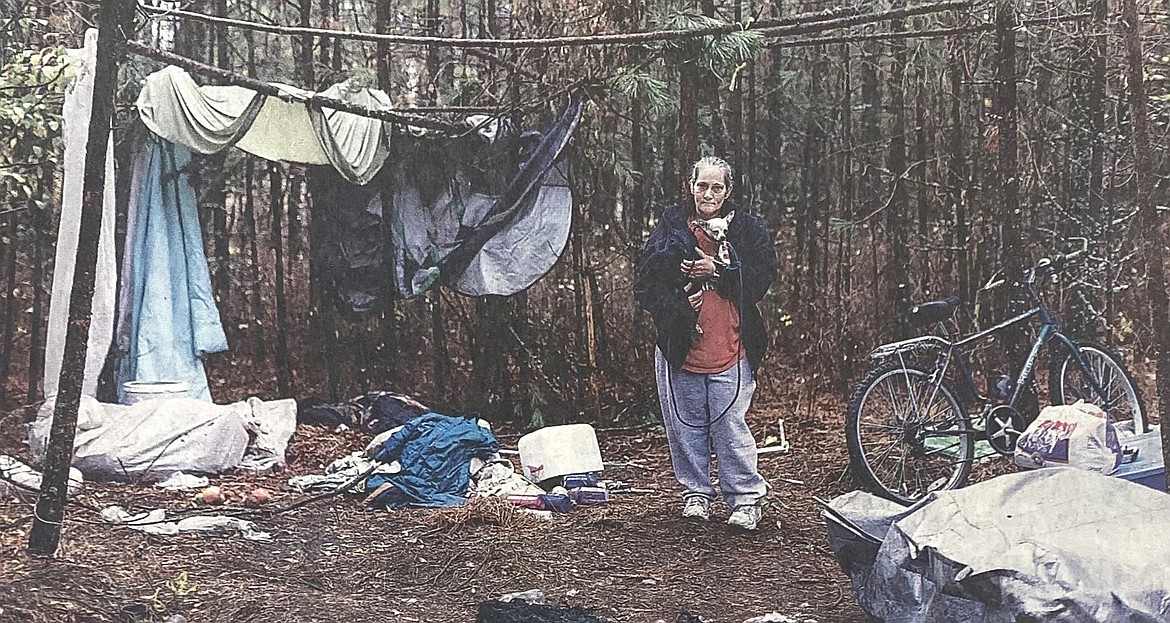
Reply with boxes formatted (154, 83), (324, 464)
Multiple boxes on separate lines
(846, 362), (974, 505)
(1049, 342), (1147, 435)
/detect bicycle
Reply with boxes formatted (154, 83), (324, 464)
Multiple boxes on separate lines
(845, 241), (1147, 505)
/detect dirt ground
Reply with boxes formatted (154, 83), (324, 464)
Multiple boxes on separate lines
(0, 389), (1010, 623)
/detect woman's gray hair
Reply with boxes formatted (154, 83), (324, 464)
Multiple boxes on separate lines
(689, 156), (734, 194)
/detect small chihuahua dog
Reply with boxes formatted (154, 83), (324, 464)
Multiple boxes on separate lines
(685, 212), (734, 334)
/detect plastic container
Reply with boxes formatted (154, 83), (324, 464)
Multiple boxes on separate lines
(518, 423), (604, 483)
(123, 381), (191, 405)
(1114, 428), (1166, 492)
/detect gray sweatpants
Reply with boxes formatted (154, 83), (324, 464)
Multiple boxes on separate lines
(655, 348), (769, 509)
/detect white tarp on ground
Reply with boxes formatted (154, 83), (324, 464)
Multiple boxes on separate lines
(825, 468), (1170, 623)
(28, 395), (296, 481)
(43, 28), (117, 399)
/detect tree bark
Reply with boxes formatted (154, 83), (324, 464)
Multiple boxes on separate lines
(1119, 0), (1170, 476)
(0, 211), (17, 408)
(26, 197), (45, 405)
(29, 0), (135, 556)
(888, 6), (911, 336)
(269, 163), (292, 397)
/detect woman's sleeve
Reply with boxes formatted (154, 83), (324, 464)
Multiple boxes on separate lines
(634, 219), (691, 332)
(717, 215), (777, 305)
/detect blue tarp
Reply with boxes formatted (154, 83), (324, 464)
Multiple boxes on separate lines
(116, 138), (228, 402)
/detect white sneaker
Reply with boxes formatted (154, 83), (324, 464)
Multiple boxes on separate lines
(727, 504), (762, 531)
(681, 495), (711, 521)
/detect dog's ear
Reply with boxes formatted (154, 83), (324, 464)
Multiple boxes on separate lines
(725, 211), (735, 224)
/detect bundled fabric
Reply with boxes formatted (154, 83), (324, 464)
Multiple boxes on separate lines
(367, 413), (499, 508)
(307, 91), (584, 312)
(28, 395), (295, 481)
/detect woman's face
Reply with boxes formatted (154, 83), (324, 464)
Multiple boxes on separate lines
(691, 165), (729, 219)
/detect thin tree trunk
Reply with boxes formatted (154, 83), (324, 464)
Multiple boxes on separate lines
(860, 41), (882, 332)
(299, 0), (314, 88)
(888, 7), (911, 336)
(995, 0), (1025, 368)
(947, 37), (970, 309)
(677, 43), (699, 193)
(269, 163), (292, 397)
(27, 192), (46, 405)
(244, 160), (266, 360)
(1119, 0), (1170, 474)
(0, 212), (17, 408)
(431, 288), (449, 397)
(29, 0), (134, 555)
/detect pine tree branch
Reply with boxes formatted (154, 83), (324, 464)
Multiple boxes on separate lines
(776, 12), (1090, 48)
(137, 0), (969, 49)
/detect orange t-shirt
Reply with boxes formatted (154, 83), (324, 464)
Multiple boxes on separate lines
(683, 220), (745, 374)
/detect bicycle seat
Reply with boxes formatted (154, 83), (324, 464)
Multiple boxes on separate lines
(908, 295), (960, 327)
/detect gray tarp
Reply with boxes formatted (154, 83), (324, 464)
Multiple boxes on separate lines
(826, 468), (1170, 623)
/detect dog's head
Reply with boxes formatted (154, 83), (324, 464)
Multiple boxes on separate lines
(696, 211), (735, 243)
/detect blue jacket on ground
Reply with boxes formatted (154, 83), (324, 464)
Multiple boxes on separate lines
(369, 413), (499, 508)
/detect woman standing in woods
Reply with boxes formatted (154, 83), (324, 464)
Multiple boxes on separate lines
(634, 156), (778, 531)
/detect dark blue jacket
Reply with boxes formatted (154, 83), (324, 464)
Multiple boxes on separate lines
(368, 413), (499, 508)
(634, 201), (777, 372)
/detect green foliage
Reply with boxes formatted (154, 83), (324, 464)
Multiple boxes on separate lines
(653, 5), (765, 80)
(0, 38), (72, 213)
(607, 70), (674, 118)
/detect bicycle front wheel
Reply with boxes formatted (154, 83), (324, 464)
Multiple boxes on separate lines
(846, 362), (974, 505)
(1050, 342), (1147, 435)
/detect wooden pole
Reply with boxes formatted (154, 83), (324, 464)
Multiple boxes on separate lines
(28, 0), (136, 556)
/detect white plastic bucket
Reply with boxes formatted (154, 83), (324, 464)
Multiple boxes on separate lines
(518, 423), (603, 483)
(122, 381), (191, 405)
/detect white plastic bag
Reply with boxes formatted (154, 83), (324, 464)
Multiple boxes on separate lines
(1014, 401), (1122, 474)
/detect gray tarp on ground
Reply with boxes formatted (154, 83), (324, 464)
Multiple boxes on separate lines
(825, 468), (1170, 623)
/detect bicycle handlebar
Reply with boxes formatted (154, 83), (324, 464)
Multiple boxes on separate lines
(981, 238), (1089, 294)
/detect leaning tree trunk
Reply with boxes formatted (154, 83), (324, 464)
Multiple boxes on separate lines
(1119, 0), (1170, 475)
(29, 0), (135, 556)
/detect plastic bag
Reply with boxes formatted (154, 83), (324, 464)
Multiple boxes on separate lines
(1014, 400), (1122, 474)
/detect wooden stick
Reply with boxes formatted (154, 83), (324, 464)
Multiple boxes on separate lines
(126, 41), (460, 132)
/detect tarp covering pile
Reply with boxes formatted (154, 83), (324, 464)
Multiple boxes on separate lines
(824, 468), (1170, 622)
(29, 395), (296, 481)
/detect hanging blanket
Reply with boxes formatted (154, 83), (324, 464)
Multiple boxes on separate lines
(115, 138), (228, 401)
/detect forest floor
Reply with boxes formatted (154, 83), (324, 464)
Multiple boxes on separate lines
(0, 386), (1017, 623)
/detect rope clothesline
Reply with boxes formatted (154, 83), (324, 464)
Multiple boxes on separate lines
(138, 0), (971, 49)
